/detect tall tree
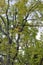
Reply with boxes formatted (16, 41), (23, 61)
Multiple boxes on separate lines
(0, 0), (43, 65)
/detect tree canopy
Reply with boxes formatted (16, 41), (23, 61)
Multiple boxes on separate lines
(0, 0), (43, 65)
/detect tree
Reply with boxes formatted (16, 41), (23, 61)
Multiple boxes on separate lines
(0, 0), (43, 65)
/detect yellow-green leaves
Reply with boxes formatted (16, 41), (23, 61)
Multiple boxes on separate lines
(15, 0), (28, 23)
(0, 0), (5, 7)
(16, 1), (27, 15)
(0, 0), (43, 65)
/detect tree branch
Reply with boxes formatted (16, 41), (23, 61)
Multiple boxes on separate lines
(6, 0), (9, 32)
(40, 58), (43, 65)
(12, 8), (18, 29)
(6, 0), (12, 44)
(19, 1), (41, 32)
(0, 25), (7, 36)
(24, 1), (40, 21)
(0, 15), (6, 26)
(12, 34), (20, 65)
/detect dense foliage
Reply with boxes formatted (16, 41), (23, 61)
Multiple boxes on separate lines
(0, 0), (43, 65)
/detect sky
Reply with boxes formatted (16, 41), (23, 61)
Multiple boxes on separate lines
(1, 0), (43, 40)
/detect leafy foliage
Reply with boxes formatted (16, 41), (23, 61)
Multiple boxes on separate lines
(0, 0), (43, 65)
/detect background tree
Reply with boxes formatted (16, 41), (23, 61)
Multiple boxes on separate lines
(0, 0), (43, 65)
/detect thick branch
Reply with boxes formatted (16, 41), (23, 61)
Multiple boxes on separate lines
(6, 0), (9, 32)
(13, 34), (20, 59)
(5, 1), (13, 65)
(12, 34), (20, 65)
(6, 0), (12, 44)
